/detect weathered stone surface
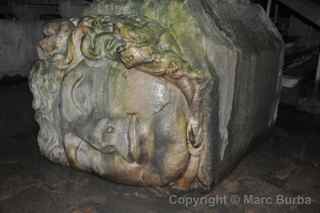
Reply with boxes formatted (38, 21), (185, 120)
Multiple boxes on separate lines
(29, 0), (283, 190)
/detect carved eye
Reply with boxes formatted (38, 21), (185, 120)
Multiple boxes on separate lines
(106, 126), (115, 134)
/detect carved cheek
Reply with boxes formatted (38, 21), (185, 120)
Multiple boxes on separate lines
(159, 143), (190, 184)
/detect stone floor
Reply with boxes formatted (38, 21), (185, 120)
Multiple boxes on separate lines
(0, 81), (319, 213)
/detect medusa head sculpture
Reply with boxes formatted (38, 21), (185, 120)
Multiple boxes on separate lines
(30, 15), (212, 191)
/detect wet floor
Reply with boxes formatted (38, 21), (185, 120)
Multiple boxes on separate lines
(0, 81), (319, 213)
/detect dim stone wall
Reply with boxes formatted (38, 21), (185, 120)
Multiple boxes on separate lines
(0, 20), (43, 78)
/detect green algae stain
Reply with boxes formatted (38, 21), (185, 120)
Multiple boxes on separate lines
(83, 0), (215, 78)
(142, 0), (210, 76)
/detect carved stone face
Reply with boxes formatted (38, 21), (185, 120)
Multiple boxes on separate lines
(31, 14), (208, 190)
(61, 61), (191, 186)
(30, 0), (284, 192)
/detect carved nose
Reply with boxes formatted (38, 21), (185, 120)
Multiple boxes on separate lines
(99, 124), (129, 156)
(92, 115), (139, 163)
(96, 116), (138, 163)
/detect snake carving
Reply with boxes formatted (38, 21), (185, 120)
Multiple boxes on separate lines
(31, 15), (210, 190)
(30, 0), (284, 192)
